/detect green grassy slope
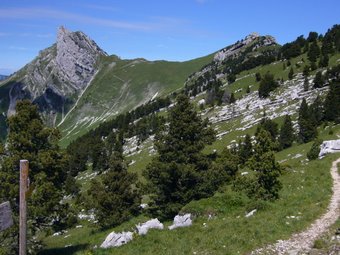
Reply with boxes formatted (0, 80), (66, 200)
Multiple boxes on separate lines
(58, 53), (214, 147)
(40, 127), (340, 254)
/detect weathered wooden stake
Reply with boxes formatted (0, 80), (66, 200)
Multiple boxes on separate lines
(19, 160), (29, 255)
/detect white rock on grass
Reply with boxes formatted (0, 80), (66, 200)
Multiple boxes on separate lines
(245, 209), (257, 218)
(198, 99), (205, 105)
(319, 139), (340, 158)
(292, 153), (303, 159)
(136, 218), (164, 235)
(52, 231), (62, 236)
(168, 214), (192, 230)
(100, 231), (133, 248)
(140, 203), (148, 209)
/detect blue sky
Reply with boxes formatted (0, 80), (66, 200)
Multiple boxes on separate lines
(0, 0), (339, 75)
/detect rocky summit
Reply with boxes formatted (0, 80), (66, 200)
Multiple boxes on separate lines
(1, 26), (106, 126)
(56, 26), (107, 92)
(213, 32), (276, 62)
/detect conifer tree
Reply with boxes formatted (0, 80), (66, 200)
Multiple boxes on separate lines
(255, 72), (262, 82)
(307, 139), (323, 160)
(318, 53), (329, 68)
(298, 98), (317, 143)
(0, 100), (68, 253)
(249, 129), (281, 200)
(288, 67), (294, 80)
(91, 136), (109, 172)
(258, 72), (278, 98)
(303, 77), (309, 91)
(239, 134), (253, 163)
(256, 117), (279, 143)
(307, 31), (318, 42)
(313, 71), (324, 88)
(209, 148), (239, 190)
(310, 95), (324, 126)
(310, 61), (317, 71)
(227, 73), (236, 84)
(143, 94), (215, 218)
(323, 80), (340, 123)
(229, 92), (236, 103)
(87, 151), (140, 228)
(279, 115), (294, 150)
(308, 41), (320, 63)
(321, 36), (334, 55)
(303, 65), (310, 77)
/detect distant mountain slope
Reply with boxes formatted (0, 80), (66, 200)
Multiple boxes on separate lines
(185, 33), (279, 96)
(0, 28), (282, 145)
(58, 53), (214, 143)
(0, 26), (213, 143)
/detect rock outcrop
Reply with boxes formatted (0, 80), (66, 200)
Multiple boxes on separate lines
(213, 33), (276, 62)
(319, 140), (340, 158)
(168, 214), (192, 230)
(2, 26), (106, 126)
(100, 231), (133, 248)
(136, 218), (164, 235)
(184, 33), (277, 92)
(56, 26), (107, 92)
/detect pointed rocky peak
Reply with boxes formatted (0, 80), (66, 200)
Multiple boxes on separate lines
(57, 25), (70, 37)
(57, 26), (72, 45)
(55, 26), (107, 90)
(56, 25), (107, 57)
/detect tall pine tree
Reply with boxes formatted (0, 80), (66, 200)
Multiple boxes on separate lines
(0, 100), (68, 254)
(258, 72), (278, 98)
(298, 98), (317, 143)
(310, 95), (324, 126)
(249, 129), (281, 200)
(143, 94), (215, 218)
(279, 115), (295, 150)
(86, 151), (140, 228)
(239, 134), (253, 164)
(323, 80), (340, 123)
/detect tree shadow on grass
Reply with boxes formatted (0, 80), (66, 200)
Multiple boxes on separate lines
(38, 244), (89, 255)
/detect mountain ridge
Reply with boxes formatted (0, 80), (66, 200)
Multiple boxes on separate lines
(0, 27), (280, 144)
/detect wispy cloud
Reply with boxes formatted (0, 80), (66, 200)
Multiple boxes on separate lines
(0, 8), (164, 31)
(9, 46), (29, 51)
(81, 4), (119, 12)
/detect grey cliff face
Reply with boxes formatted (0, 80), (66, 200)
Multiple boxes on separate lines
(5, 26), (106, 123)
(56, 26), (107, 92)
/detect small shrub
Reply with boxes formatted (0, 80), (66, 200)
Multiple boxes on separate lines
(313, 239), (326, 249)
(307, 139), (323, 160)
(232, 173), (258, 198)
(328, 128), (334, 135)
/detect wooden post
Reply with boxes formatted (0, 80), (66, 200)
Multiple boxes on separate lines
(19, 160), (29, 255)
